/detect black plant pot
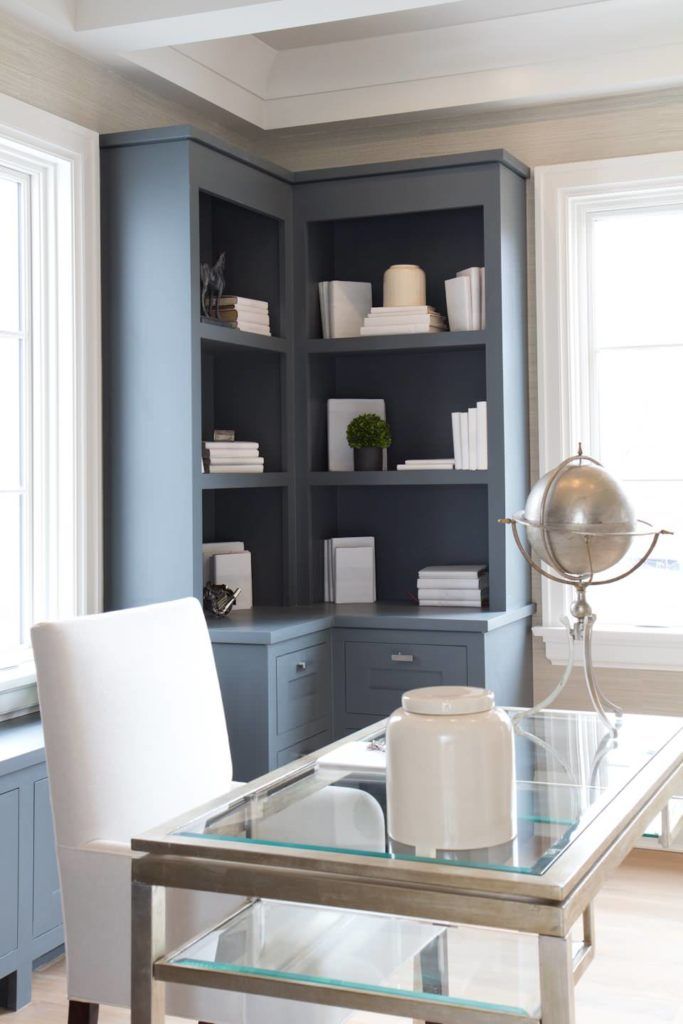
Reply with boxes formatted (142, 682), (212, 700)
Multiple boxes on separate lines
(354, 447), (383, 471)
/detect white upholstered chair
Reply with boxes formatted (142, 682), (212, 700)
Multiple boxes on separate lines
(32, 598), (385, 1024)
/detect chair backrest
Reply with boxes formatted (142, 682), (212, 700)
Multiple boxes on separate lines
(32, 597), (232, 850)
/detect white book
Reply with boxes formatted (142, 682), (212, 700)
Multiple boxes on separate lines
(480, 268), (486, 329)
(397, 464), (455, 470)
(363, 313), (446, 327)
(328, 399), (387, 471)
(361, 325), (442, 335)
(318, 282), (330, 339)
(219, 309), (270, 325)
(445, 276), (473, 332)
(205, 456), (265, 465)
(451, 412), (462, 469)
(404, 459), (455, 466)
(328, 537), (375, 601)
(202, 541), (245, 584)
(419, 565), (487, 578)
(370, 305), (436, 315)
(213, 551), (253, 610)
(324, 539), (331, 602)
(417, 588), (487, 601)
(203, 441), (259, 450)
(226, 322), (271, 336)
(456, 267), (482, 331)
(460, 412), (470, 470)
(476, 400), (488, 470)
(335, 546), (375, 604)
(325, 281), (372, 338)
(419, 599), (485, 607)
(218, 296), (268, 311)
(468, 406), (478, 469)
(417, 574), (488, 591)
(206, 465), (264, 473)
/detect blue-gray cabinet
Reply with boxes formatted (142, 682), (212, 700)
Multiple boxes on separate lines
(0, 716), (63, 1011)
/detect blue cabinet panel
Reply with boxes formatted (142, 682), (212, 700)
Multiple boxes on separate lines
(276, 640), (330, 736)
(0, 788), (19, 960)
(32, 778), (61, 939)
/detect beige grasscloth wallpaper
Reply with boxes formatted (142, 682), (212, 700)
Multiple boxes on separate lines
(3, 10), (681, 711)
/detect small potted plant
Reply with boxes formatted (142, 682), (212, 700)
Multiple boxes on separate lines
(347, 413), (392, 471)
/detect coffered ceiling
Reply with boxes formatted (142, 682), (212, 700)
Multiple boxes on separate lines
(3, 0), (683, 129)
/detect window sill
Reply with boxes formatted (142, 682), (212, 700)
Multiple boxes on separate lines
(0, 661), (39, 720)
(534, 625), (683, 672)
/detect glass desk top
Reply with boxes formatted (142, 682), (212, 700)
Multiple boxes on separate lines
(172, 710), (682, 877)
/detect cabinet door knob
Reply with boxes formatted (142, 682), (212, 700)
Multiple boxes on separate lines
(296, 661), (307, 671)
(391, 652), (414, 663)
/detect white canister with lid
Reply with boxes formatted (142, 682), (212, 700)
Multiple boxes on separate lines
(386, 686), (516, 852)
(382, 264), (426, 307)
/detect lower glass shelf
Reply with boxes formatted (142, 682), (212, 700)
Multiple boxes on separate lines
(159, 899), (542, 1022)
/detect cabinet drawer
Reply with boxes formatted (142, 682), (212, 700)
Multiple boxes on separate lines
(276, 641), (330, 736)
(0, 788), (19, 959)
(275, 730), (329, 768)
(345, 641), (467, 717)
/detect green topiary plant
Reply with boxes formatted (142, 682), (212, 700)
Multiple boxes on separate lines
(346, 413), (392, 450)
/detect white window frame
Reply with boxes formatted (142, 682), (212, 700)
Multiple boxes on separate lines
(0, 94), (101, 706)
(534, 150), (683, 673)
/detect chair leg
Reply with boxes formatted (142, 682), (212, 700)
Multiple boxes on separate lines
(68, 1000), (99, 1024)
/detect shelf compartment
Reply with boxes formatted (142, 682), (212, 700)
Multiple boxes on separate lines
(159, 898), (541, 1023)
(308, 471), (488, 486)
(203, 487), (287, 605)
(303, 330), (486, 355)
(201, 472), (290, 490)
(308, 346), (486, 472)
(200, 191), (283, 337)
(201, 319), (289, 355)
(310, 484), (488, 604)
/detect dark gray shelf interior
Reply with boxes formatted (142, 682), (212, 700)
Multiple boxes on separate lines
(203, 487), (287, 606)
(306, 205), (484, 338)
(199, 191), (284, 338)
(307, 346), (486, 472)
(309, 484), (488, 604)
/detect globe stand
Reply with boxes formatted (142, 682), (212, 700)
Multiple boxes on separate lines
(500, 448), (671, 738)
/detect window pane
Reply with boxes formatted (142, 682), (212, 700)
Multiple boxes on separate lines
(0, 176), (21, 333)
(592, 209), (683, 349)
(0, 493), (23, 655)
(0, 335), (23, 488)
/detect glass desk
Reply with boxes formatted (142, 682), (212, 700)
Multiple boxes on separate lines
(132, 709), (682, 1024)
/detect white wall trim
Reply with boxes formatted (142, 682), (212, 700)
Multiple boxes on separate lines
(534, 150), (683, 672)
(0, 92), (101, 700)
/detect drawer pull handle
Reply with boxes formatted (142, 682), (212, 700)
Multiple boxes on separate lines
(391, 652), (414, 663)
(296, 661), (307, 671)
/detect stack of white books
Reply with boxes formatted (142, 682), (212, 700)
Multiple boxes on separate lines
(360, 305), (447, 336)
(217, 295), (271, 336)
(451, 401), (487, 470)
(202, 440), (263, 473)
(396, 459), (456, 471)
(324, 537), (376, 603)
(319, 281), (371, 338)
(417, 565), (489, 607)
(445, 267), (485, 332)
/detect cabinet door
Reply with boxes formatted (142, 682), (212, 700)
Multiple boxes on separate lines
(0, 788), (19, 958)
(276, 640), (330, 738)
(32, 778), (61, 938)
(345, 641), (468, 718)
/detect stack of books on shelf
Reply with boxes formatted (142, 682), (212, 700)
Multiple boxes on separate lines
(217, 296), (271, 336)
(445, 267), (485, 332)
(396, 459), (456, 471)
(417, 565), (489, 608)
(360, 306), (448, 336)
(324, 537), (376, 604)
(451, 401), (487, 470)
(201, 430), (263, 473)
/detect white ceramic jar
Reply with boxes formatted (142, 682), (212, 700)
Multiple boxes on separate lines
(386, 686), (516, 853)
(382, 264), (426, 307)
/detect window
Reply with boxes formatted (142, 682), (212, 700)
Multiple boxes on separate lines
(535, 152), (683, 671)
(0, 95), (101, 713)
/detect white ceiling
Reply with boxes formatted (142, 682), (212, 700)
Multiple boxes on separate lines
(3, 0), (683, 130)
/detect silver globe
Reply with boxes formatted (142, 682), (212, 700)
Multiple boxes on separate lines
(524, 460), (636, 577)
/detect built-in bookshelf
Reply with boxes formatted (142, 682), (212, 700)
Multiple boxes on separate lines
(101, 129), (528, 621)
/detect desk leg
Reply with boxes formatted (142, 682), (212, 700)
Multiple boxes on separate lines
(131, 880), (166, 1024)
(539, 934), (576, 1024)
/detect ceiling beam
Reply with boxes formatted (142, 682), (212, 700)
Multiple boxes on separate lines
(73, 0), (467, 50)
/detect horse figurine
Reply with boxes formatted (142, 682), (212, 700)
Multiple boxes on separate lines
(200, 251), (226, 319)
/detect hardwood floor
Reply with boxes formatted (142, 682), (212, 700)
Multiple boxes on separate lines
(3, 850), (681, 1024)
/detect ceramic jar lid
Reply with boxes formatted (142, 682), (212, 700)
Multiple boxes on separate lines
(401, 686), (494, 716)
